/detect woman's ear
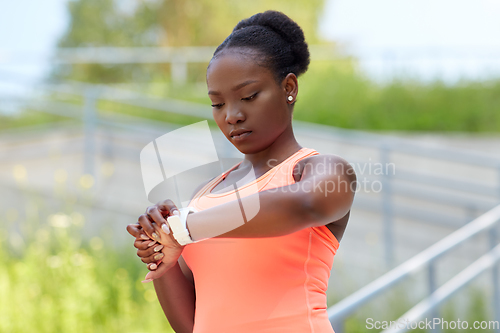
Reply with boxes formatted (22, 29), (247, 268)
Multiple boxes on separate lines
(282, 73), (298, 104)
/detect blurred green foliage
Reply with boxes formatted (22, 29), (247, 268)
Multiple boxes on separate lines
(295, 61), (500, 132)
(53, 0), (325, 83)
(0, 203), (174, 332)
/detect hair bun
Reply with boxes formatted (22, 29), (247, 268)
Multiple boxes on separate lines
(212, 10), (310, 80)
(233, 10), (305, 48)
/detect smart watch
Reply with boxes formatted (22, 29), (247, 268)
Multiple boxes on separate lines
(167, 207), (198, 245)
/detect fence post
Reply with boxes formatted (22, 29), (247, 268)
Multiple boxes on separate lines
(428, 260), (441, 333)
(171, 59), (188, 84)
(332, 318), (344, 333)
(83, 87), (98, 178)
(495, 164), (500, 333)
(381, 143), (394, 268)
(490, 226), (500, 333)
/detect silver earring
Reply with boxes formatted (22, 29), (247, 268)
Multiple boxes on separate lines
(287, 96), (293, 102)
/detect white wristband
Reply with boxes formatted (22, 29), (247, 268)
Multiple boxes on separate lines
(167, 207), (198, 246)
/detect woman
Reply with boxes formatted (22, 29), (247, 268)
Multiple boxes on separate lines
(127, 10), (356, 333)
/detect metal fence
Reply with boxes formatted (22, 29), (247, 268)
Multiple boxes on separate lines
(3, 45), (500, 85)
(328, 204), (500, 333)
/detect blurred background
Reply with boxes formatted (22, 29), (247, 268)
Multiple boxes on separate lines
(1, 0), (500, 332)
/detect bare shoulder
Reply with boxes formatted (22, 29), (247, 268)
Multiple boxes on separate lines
(294, 154), (355, 243)
(293, 153), (355, 182)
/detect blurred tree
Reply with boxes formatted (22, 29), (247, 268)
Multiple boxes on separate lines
(52, 0), (162, 83)
(52, 0), (326, 83)
(156, 0), (325, 46)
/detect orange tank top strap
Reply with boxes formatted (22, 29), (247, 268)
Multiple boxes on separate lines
(258, 147), (320, 191)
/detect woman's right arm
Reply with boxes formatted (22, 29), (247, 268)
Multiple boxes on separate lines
(128, 178), (212, 332)
(152, 256), (195, 333)
(128, 227), (196, 333)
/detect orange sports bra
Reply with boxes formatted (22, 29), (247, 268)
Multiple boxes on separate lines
(181, 147), (339, 333)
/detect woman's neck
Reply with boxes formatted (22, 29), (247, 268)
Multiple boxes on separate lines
(238, 128), (302, 177)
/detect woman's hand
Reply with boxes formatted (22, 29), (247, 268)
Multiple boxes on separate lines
(126, 199), (184, 282)
(127, 221), (185, 282)
(127, 223), (164, 268)
(137, 199), (180, 242)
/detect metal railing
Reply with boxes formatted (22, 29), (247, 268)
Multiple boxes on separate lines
(3, 45), (500, 84)
(328, 204), (500, 333)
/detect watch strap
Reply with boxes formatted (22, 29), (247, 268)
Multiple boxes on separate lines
(167, 207), (198, 246)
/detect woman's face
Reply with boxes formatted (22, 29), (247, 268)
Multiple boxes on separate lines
(206, 50), (293, 154)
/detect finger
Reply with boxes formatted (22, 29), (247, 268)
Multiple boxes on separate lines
(134, 239), (157, 250)
(152, 221), (173, 245)
(128, 223), (152, 242)
(154, 199), (180, 217)
(137, 244), (164, 258)
(126, 223), (142, 238)
(146, 206), (170, 234)
(138, 213), (161, 243)
(135, 230), (152, 241)
(148, 258), (163, 271)
(161, 221), (170, 235)
(138, 233), (151, 241)
(140, 251), (164, 265)
(142, 261), (171, 282)
(132, 225), (152, 241)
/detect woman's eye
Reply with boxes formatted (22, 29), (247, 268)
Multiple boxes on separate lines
(211, 103), (224, 109)
(242, 93), (258, 101)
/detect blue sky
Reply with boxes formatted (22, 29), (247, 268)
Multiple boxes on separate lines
(1, 0), (500, 93)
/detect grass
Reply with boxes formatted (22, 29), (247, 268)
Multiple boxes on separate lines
(0, 110), (70, 131)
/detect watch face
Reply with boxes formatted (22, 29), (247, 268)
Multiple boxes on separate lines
(167, 216), (183, 232)
(168, 210), (195, 245)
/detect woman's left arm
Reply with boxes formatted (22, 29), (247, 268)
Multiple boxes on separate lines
(188, 154), (357, 239)
(141, 155), (357, 241)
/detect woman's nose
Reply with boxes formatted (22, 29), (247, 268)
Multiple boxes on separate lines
(225, 106), (245, 124)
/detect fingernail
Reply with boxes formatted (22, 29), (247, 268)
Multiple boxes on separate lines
(152, 232), (160, 242)
(172, 210), (180, 216)
(140, 234), (149, 240)
(149, 263), (157, 270)
(154, 253), (164, 261)
(162, 224), (170, 234)
(141, 279), (153, 283)
(154, 245), (164, 252)
(148, 241), (156, 247)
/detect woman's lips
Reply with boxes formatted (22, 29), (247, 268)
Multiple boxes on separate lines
(231, 131), (252, 141)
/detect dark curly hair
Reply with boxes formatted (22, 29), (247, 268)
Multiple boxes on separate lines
(210, 10), (310, 83)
